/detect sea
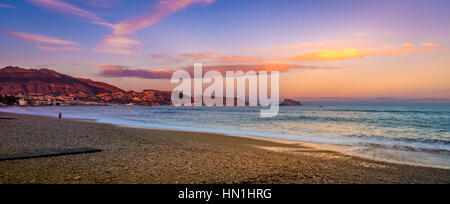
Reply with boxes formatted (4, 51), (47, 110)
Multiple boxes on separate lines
(2, 103), (449, 169)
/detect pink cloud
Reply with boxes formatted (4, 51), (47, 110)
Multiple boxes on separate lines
(0, 29), (78, 46)
(183, 53), (262, 63)
(217, 56), (262, 63)
(402, 43), (415, 49)
(27, 0), (110, 26)
(421, 42), (441, 48)
(375, 47), (436, 57)
(94, 0), (215, 55)
(35, 46), (82, 51)
(183, 53), (219, 60)
(0, 29), (81, 51)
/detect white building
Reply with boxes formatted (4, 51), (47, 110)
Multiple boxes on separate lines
(18, 99), (28, 106)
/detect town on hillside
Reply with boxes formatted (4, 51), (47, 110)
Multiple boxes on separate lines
(0, 90), (173, 107)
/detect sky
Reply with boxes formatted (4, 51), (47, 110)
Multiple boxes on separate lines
(0, 0), (449, 100)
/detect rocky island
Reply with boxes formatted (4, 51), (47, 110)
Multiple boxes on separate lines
(280, 99), (303, 106)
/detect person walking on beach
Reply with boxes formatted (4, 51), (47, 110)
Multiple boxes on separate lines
(58, 112), (62, 121)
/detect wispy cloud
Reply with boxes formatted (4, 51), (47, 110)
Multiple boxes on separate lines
(402, 43), (415, 49)
(182, 63), (341, 75)
(182, 53), (219, 60)
(151, 52), (264, 64)
(27, 0), (111, 26)
(286, 48), (367, 61)
(94, 36), (143, 55)
(374, 47), (437, 57)
(0, 29), (81, 51)
(0, 3), (15, 8)
(99, 64), (175, 79)
(183, 53), (262, 63)
(0, 29), (78, 46)
(285, 44), (439, 62)
(251, 40), (374, 53)
(421, 42), (441, 48)
(98, 62), (341, 79)
(94, 0), (215, 55)
(250, 40), (441, 62)
(35, 46), (82, 51)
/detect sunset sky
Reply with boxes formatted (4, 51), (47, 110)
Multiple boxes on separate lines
(0, 0), (449, 100)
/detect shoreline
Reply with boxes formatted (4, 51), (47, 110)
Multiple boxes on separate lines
(1, 112), (450, 184)
(117, 123), (450, 170)
(2, 108), (449, 170)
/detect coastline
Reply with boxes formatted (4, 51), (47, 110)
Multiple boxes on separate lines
(2, 107), (449, 169)
(1, 111), (449, 184)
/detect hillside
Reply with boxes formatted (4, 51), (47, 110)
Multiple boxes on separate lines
(0, 66), (123, 96)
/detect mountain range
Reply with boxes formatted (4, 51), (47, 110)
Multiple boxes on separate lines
(0, 66), (123, 96)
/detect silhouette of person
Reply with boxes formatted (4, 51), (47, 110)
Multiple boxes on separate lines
(58, 112), (62, 120)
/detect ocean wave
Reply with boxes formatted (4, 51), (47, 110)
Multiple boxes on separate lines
(264, 115), (448, 130)
(320, 108), (450, 115)
(343, 134), (450, 153)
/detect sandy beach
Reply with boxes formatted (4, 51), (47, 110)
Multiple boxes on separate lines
(0, 111), (449, 184)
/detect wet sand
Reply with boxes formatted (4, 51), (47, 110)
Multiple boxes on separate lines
(0, 112), (449, 184)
